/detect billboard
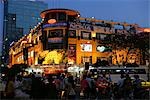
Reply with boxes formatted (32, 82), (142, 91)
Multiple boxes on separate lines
(81, 44), (92, 52)
(68, 44), (76, 64)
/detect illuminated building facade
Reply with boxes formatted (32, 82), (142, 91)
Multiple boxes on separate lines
(9, 8), (147, 67)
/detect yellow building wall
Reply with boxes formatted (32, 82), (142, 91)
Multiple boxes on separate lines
(68, 38), (110, 65)
(10, 26), (142, 66)
(14, 52), (24, 64)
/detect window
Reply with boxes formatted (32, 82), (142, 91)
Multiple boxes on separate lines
(31, 51), (34, 57)
(81, 31), (91, 40)
(49, 13), (57, 19)
(68, 16), (75, 22)
(48, 30), (63, 44)
(34, 38), (38, 44)
(96, 33), (107, 40)
(48, 37), (63, 43)
(22, 55), (24, 60)
(28, 52), (31, 58)
(17, 57), (19, 62)
(114, 25), (124, 29)
(81, 56), (92, 64)
(68, 30), (76, 38)
(48, 29), (63, 38)
(48, 43), (63, 50)
(58, 12), (66, 22)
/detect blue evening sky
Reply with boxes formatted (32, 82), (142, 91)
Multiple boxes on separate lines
(43, 0), (149, 27)
(0, 0), (149, 54)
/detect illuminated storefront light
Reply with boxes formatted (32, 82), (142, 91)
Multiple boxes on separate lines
(92, 32), (96, 37)
(144, 28), (150, 32)
(67, 65), (79, 73)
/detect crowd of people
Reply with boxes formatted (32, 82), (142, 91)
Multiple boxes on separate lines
(0, 71), (149, 100)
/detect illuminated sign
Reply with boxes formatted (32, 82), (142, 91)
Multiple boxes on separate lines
(43, 22), (67, 28)
(81, 44), (92, 52)
(69, 22), (93, 31)
(144, 28), (150, 32)
(97, 45), (112, 52)
(97, 46), (105, 52)
(141, 82), (150, 87)
(68, 44), (76, 64)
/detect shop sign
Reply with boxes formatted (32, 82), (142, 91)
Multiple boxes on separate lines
(81, 44), (92, 52)
(43, 22), (67, 28)
(68, 44), (76, 64)
(141, 82), (150, 87)
(69, 22), (93, 31)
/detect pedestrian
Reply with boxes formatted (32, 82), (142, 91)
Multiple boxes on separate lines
(45, 75), (58, 99)
(80, 74), (90, 99)
(67, 75), (76, 100)
(14, 75), (30, 99)
(133, 75), (142, 99)
(5, 76), (15, 99)
(122, 74), (133, 99)
(96, 75), (110, 99)
(0, 77), (6, 99)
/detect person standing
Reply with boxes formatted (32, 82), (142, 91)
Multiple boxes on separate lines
(133, 75), (142, 99)
(67, 75), (76, 100)
(122, 74), (133, 99)
(0, 77), (6, 99)
(5, 76), (15, 99)
(80, 74), (90, 99)
(45, 75), (58, 99)
(116, 74), (125, 99)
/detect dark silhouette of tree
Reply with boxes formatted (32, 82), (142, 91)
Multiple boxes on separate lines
(134, 32), (149, 65)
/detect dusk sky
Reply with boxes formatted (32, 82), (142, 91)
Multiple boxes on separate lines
(0, 0), (149, 52)
(44, 0), (149, 28)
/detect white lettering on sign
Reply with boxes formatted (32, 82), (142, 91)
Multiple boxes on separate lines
(69, 22), (92, 30)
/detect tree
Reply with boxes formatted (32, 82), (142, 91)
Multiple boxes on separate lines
(134, 32), (149, 65)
